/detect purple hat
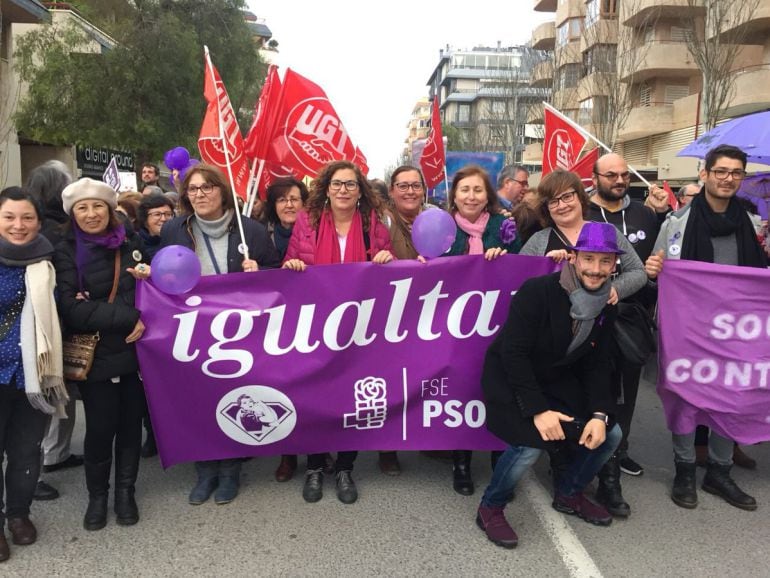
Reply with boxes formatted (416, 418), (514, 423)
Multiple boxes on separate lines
(568, 222), (625, 254)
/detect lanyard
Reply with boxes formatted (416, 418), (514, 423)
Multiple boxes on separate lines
(201, 233), (222, 275)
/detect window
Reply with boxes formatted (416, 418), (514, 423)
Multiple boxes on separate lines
(583, 44), (617, 75)
(670, 26), (688, 42)
(663, 85), (690, 104)
(568, 18), (582, 39)
(491, 101), (507, 115)
(458, 104), (471, 123)
(586, 0), (599, 26)
(579, 99), (594, 125)
(557, 22), (569, 47)
(558, 64), (581, 90)
(640, 83), (652, 107)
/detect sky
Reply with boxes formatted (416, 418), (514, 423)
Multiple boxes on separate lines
(246, 1), (552, 178)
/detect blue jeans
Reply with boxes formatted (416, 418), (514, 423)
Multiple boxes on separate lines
(481, 424), (622, 507)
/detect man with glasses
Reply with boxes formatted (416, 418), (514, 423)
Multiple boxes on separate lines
(496, 165), (529, 211)
(645, 144), (767, 511)
(676, 183), (700, 207)
(585, 153), (667, 517)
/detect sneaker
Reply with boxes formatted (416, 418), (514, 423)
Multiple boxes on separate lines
(476, 505), (518, 549)
(335, 470), (358, 504)
(619, 455), (644, 476)
(302, 469), (324, 503)
(553, 492), (613, 526)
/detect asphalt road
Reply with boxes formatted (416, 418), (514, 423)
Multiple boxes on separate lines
(6, 376), (769, 577)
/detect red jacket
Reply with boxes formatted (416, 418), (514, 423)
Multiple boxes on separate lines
(284, 210), (394, 265)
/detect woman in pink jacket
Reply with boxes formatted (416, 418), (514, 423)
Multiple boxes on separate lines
(283, 160), (395, 505)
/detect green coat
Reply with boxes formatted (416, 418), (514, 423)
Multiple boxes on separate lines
(446, 213), (521, 256)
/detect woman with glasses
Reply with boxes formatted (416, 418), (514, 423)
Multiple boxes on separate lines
(443, 165), (521, 496)
(387, 165), (428, 261)
(259, 177), (309, 483)
(159, 164), (281, 506)
(283, 160), (395, 505)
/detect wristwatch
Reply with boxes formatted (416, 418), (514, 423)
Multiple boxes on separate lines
(591, 412), (609, 426)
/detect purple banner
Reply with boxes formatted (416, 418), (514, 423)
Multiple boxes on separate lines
(136, 255), (557, 467)
(657, 259), (770, 444)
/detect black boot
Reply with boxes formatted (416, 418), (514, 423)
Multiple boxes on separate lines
(83, 459), (112, 531)
(702, 461), (757, 511)
(114, 448), (140, 525)
(595, 455), (630, 517)
(141, 417), (157, 458)
(452, 450), (474, 496)
(671, 461), (698, 509)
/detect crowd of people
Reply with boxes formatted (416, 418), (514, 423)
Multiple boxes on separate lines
(0, 143), (768, 560)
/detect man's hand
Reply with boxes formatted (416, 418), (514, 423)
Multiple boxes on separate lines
(645, 185), (671, 213)
(607, 285), (619, 305)
(579, 418), (607, 450)
(534, 410), (574, 442)
(645, 249), (665, 279)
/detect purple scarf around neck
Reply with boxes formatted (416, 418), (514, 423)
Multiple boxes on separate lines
(72, 218), (126, 290)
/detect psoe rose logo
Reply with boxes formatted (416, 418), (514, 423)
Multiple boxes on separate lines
(282, 97), (356, 174)
(545, 128), (575, 171)
(216, 385), (296, 446)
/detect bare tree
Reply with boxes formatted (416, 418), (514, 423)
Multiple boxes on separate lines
(682, 0), (761, 131)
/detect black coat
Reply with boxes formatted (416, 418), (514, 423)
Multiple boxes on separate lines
(160, 213), (281, 272)
(54, 229), (144, 383)
(482, 272), (617, 450)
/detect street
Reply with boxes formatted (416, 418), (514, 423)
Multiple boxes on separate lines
(8, 377), (769, 577)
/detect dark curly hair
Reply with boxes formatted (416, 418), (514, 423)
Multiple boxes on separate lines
(137, 193), (175, 231)
(262, 177), (309, 226)
(306, 160), (384, 231)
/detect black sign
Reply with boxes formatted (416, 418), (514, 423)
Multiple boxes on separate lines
(76, 146), (134, 177)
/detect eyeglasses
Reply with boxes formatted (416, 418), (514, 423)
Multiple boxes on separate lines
(394, 182), (424, 192)
(147, 210), (174, 219)
(186, 183), (216, 196)
(276, 196), (303, 206)
(594, 171), (631, 181)
(547, 190), (577, 208)
(329, 180), (360, 192)
(709, 168), (747, 181)
(513, 179), (529, 187)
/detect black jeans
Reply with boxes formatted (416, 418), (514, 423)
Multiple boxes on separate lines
(78, 373), (145, 464)
(613, 357), (642, 455)
(0, 381), (49, 526)
(307, 452), (357, 472)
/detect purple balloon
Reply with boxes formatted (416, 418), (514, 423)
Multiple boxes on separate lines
(411, 209), (456, 258)
(150, 245), (201, 295)
(169, 159), (200, 188)
(164, 147), (191, 171)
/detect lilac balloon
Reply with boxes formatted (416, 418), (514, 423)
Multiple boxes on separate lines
(165, 147), (191, 171)
(411, 209), (456, 258)
(169, 159), (200, 188)
(150, 245), (201, 295)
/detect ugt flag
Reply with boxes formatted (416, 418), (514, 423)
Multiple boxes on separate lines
(198, 47), (250, 200)
(543, 104), (587, 176)
(244, 64), (282, 162)
(420, 96), (446, 189)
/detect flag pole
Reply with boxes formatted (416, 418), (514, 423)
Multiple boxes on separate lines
(543, 102), (651, 188)
(442, 166), (450, 210)
(244, 159), (265, 217)
(204, 46), (250, 261)
(242, 157), (259, 217)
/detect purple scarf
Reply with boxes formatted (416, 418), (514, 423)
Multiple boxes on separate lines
(73, 219), (126, 290)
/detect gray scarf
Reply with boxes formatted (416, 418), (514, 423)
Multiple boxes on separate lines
(0, 235), (54, 266)
(559, 262), (611, 355)
(192, 210), (232, 276)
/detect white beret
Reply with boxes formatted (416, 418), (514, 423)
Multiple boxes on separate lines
(61, 178), (118, 215)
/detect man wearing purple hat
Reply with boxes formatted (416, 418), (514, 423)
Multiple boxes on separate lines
(476, 221), (622, 549)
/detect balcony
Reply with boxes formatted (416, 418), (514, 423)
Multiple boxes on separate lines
(619, 41), (699, 83)
(534, 0), (557, 13)
(709, 4), (770, 44)
(555, 0), (584, 27)
(531, 59), (554, 88)
(531, 21), (556, 50)
(623, 0), (702, 27)
(581, 18), (618, 53)
(553, 88), (579, 111)
(555, 39), (582, 66)
(527, 103), (545, 124)
(618, 103), (674, 141)
(523, 142), (544, 165)
(577, 72), (614, 101)
(723, 64), (770, 118)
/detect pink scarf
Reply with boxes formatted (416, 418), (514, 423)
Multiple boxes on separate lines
(454, 211), (489, 255)
(314, 209), (371, 264)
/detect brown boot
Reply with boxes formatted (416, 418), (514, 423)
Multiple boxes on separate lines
(274, 455), (297, 482)
(378, 452), (401, 476)
(733, 445), (757, 470)
(695, 445), (708, 468)
(0, 532), (9, 562)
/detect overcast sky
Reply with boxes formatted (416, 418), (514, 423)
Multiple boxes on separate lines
(245, 1), (552, 177)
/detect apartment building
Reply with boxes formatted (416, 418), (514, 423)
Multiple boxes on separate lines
(403, 97), (430, 162)
(525, 0), (770, 182)
(425, 43), (549, 166)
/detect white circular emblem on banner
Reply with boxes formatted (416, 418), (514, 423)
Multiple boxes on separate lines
(215, 385), (296, 446)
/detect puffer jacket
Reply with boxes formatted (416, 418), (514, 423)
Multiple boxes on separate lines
(284, 210), (393, 265)
(54, 228), (145, 383)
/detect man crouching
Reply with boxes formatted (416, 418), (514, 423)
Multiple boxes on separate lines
(477, 222), (623, 549)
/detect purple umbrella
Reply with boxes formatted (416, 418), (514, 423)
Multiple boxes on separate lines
(737, 172), (770, 220)
(677, 110), (770, 166)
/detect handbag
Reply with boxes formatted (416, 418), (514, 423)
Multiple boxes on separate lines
(613, 301), (657, 366)
(62, 251), (121, 381)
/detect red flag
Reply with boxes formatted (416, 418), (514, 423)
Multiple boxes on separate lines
(570, 147), (600, 191)
(663, 180), (679, 211)
(543, 105), (588, 176)
(353, 146), (369, 176)
(420, 96), (446, 189)
(244, 65), (282, 161)
(265, 69), (364, 178)
(198, 49), (250, 200)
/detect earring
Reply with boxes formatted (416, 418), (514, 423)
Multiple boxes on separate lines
(324, 197), (329, 207)
(356, 197), (361, 208)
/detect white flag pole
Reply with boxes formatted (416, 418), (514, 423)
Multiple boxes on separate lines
(244, 159), (265, 218)
(242, 157), (259, 217)
(204, 46), (250, 261)
(543, 102), (651, 187)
